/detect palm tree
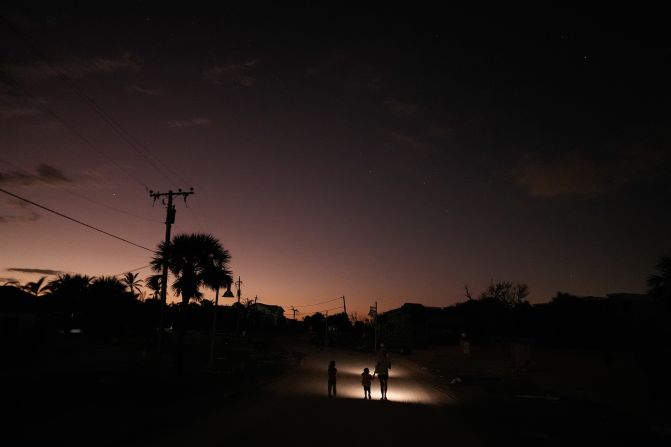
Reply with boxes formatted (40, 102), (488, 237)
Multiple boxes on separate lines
(121, 272), (143, 299)
(45, 273), (92, 334)
(145, 274), (163, 300)
(151, 233), (232, 306)
(151, 233), (232, 368)
(45, 273), (92, 301)
(648, 255), (671, 303)
(86, 276), (134, 336)
(22, 276), (48, 296)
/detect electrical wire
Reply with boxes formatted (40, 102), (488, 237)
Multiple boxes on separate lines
(1, 15), (217, 233)
(299, 305), (345, 316)
(111, 264), (152, 277)
(0, 158), (161, 224)
(0, 70), (150, 190)
(0, 187), (154, 252)
(0, 15), (172, 185)
(292, 297), (343, 308)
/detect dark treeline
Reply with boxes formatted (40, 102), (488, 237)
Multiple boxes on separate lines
(0, 276), (297, 342)
(376, 256), (671, 352)
(2, 255), (670, 357)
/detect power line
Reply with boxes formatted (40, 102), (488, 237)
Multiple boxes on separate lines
(0, 158), (161, 225)
(0, 70), (149, 190)
(293, 297), (343, 308)
(299, 305), (344, 316)
(65, 188), (163, 224)
(0, 15), (188, 190)
(111, 264), (152, 277)
(2, 15), (219, 235)
(0, 187), (154, 252)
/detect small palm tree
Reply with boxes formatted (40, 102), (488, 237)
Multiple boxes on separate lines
(145, 274), (163, 300)
(22, 276), (48, 296)
(121, 272), (143, 299)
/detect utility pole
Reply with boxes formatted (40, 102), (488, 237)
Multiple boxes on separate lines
(290, 306), (298, 320)
(342, 295), (346, 315)
(235, 276), (242, 303)
(149, 188), (194, 360)
(235, 276), (242, 335)
(209, 286), (220, 365)
(325, 310), (329, 347)
(371, 301), (378, 352)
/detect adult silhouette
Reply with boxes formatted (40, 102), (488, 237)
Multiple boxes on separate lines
(374, 349), (391, 400)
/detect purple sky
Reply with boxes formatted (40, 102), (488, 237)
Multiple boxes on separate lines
(2, 5), (670, 317)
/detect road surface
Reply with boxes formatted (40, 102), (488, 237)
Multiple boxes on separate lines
(131, 344), (480, 446)
(124, 341), (667, 447)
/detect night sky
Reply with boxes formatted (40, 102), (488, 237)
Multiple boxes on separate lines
(2, 4), (670, 316)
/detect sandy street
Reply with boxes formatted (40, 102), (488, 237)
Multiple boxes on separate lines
(133, 344), (480, 446)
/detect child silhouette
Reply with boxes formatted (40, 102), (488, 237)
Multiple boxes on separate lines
(361, 367), (373, 399)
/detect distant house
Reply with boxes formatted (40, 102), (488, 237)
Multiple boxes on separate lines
(249, 303), (285, 327)
(378, 303), (450, 351)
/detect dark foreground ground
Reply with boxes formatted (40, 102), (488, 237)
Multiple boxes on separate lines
(3, 334), (670, 446)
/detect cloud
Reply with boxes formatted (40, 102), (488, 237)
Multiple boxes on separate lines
(0, 163), (72, 186)
(509, 147), (666, 197)
(383, 97), (420, 117)
(0, 90), (43, 119)
(385, 122), (454, 154)
(203, 59), (259, 87)
(388, 130), (428, 151)
(305, 52), (390, 92)
(424, 125), (454, 139)
(128, 84), (163, 96)
(168, 117), (212, 129)
(8, 52), (141, 81)
(0, 105), (42, 119)
(0, 277), (20, 285)
(6, 267), (64, 275)
(0, 199), (40, 223)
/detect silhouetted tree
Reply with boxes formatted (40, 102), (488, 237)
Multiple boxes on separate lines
(45, 273), (91, 334)
(151, 233), (232, 368)
(85, 276), (136, 337)
(21, 276), (48, 296)
(145, 274), (163, 300)
(480, 281), (529, 307)
(151, 233), (231, 306)
(648, 255), (671, 304)
(121, 272), (143, 299)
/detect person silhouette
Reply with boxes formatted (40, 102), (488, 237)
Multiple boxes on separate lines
(361, 367), (373, 399)
(374, 350), (391, 400)
(328, 360), (337, 397)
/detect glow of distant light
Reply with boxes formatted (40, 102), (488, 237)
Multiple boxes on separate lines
(299, 355), (453, 405)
